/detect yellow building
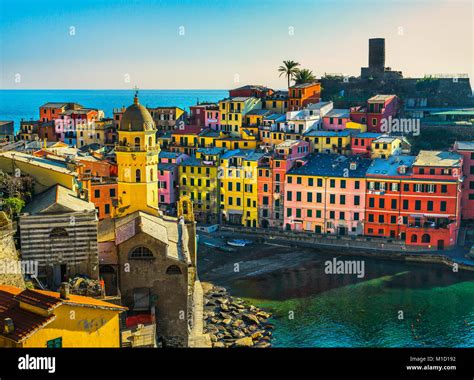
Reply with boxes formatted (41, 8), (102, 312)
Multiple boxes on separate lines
(0, 151), (78, 194)
(370, 135), (403, 159)
(214, 130), (258, 150)
(219, 97), (261, 136)
(179, 148), (222, 224)
(303, 130), (353, 154)
(262, 91), (288, 113)
(0, 285), (126, 348)
(76, 119), (112, 147)
(346, 121), (367, 133)
(170, 125), (203, 155)
(115, 93), (160, 217)
(219, 150), (266, 227)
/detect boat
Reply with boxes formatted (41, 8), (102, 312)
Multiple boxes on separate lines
(227, 239), (252, 247)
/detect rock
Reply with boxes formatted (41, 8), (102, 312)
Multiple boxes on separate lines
(242, 313), (260, 325)
(211, 318), (218, 324)
(232, 330), (246, 339)
(220, 312), (231, 319)
(232, 319), (244, 328)
(210, 334), (217, 342)
(233, 337), (253, 348)
(220, 303), (229, 311)
(222, 318), (232, 325)
(251, 331), (263, 340)
(266, 323), (275, 329)
(213, 341), (226, 348)
(248, 325), (257, 332)
(254, 342), (271, 348)
(217, 297), (229, 304)
(256, 311), (271, 319)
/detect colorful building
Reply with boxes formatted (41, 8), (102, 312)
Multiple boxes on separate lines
(351, 132), (383, 157)
(302, 130), (354, 155)
(258, 140), (310, 228)
(284, 154), (371, 235)
(365, 151), (462, 249)
(322, 109), (350, 131)
(189, 103), (219, 129)
(170, 125), (203, 155)
(219, 150), (267, 227)
(148, 106), (186, 131)
(288, 82), (321, 111)
(115, 93), (160, 217)
(179, 149), (222, 224)
(229, 85), (273, 99)
(218, 97), (262, 135)
(39, 102), (83, 123)
(262, 90), (288, 113)
(0, 285), (126, 348)
(158, 151), (189, 208)
(350, 95), (399, 133)
(453, 141), (474, 220)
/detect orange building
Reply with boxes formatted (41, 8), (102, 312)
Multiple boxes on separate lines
(288, 82), (321, 111)
(39, 102), (83, 122)
(89, 180), (117, 220)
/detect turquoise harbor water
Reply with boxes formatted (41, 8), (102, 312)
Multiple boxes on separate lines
(0, 89), (228, 130)
(224, 255), (474, 348)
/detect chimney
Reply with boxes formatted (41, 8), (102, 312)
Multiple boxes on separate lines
(3, 318), (14, 335)
(59, 282), (70, 300)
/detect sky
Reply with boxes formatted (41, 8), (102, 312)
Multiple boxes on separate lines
(0, 0), (472, 89)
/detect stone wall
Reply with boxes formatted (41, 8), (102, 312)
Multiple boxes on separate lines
(0, 229), (25, 289)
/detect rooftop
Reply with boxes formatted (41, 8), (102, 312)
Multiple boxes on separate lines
(288, 154), (371, 178)
(354, 132), (383, 139)
(325, 109), (350, 118)
(366, 156), (416, 177)
(23, 184), (96, 215)
(0, 151), (77, 175)
(455, 141), (474, 151)
(368, 95), (396, 103)
(413, 150), (462, 168)
(303, 130), (354, 137)
(0, 285), (126, 343)
(290, 82), (320, 89)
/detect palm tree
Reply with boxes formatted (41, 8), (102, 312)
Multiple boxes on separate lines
(294, 69), (316, 85)
(278, 60), (300, 87)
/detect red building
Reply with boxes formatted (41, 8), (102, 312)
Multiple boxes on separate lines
(39, 102), (83, 122)
(257, 140), (310, 228)
(351, 132), (383, 157)
(365, 151), (463, 249)
(453, 141), (474, 220)
(229, 85), (273, 99)
(350, 95), (399, 132)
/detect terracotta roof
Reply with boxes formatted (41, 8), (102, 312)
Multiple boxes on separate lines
(14, 289), (62, 311)
(0, 288), (56, 343)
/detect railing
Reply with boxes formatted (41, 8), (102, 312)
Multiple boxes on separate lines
(115, 145), (160, 152)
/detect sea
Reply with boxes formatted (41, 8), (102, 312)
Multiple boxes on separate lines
(0, 89), (228, 131)
(229, 253), (474, 347)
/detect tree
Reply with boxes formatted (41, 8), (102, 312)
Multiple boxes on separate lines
(294, 69), (316, 85)
(2, 197), (25, 218)
(278, 60), (300, 87)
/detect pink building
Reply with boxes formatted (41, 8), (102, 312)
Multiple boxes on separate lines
(284, 154), (371, 235)
(350, 95), (399, 133)
(258, 140), (310, 228)
(351, 132), (383, 157)
(158, 151), (189, 206)
(189, 103), (220, 129)
(454, 141), (474, 220)
(322, 109), (350, 131)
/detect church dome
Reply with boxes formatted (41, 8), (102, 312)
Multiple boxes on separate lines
(119, 94), (155, 132)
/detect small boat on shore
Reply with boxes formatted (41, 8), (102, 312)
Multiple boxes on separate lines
(227, 239), (252, 247)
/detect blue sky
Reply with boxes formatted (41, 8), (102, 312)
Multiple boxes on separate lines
(0, 0), (472, 89)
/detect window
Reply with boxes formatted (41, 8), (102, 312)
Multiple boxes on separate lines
(296, 192), (302, 202)
(354, 196), (360, 206)
(287, 191), (292, 201)
(135, 169), (141, 182)
(308, 178), (314, 186)
(94, 189), (100, 198)
(330, 179), (335, 188)
(391, 199), (397, 210)
(307, 193), (313, 202)
(440, 201), (447, 212)
(340, 195), (346, 205)
(129, 246), (154, 259)
(415, 200), (421, 210)
(421, 234), (430, 243)
(427, 201), (433, 211)
(403, 200), (409, 210)
(110, 188), (116, 197)
(105, 204), (110, 214)
(47, 337), (62, 348)
(166, 265), (182, 274)
(340, 180), (346, 189)
(369, 198), (375, 208)
(134, 137), (140, 147)
(330, 194), (335, 204)
(317, 178), (323, 187)
(354, 212), (359, 221)
(354, 181), (360, 190)
(50, 227), (68, 239)
(288, 176), (293, 184)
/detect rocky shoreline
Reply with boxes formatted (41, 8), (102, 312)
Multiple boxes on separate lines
(202, 283), (274, 348)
